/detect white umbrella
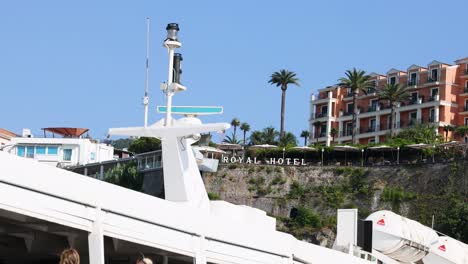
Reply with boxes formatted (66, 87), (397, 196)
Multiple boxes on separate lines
(218, 143), (243, 150)
(406, 143), (430, 149)
(333, 145), (360, 165)
(292, 146), (316, 151)
(368, 145), (396, 164)
(192, 146), (226, 154)
(437, 141), (460, 148)
(333, 145), (360, 152)
(249, 144), (278, 149)
(368, 145), (395, 151)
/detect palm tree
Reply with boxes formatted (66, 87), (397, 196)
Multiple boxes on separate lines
(262, 126), (279, 145)
(338, 68), (374, 143)
(230, 118), (240, 140)
(330, 127), (338, 144)
(443, 125), (454, 142)
(279, 132), (297, 147)
(268, 69), (300, 139)
(455, 126), (468, 141)
(377, 83), (409, 137)
(312, 121), (322, 143)
(223, 133), (241, 144)
(300, 130), (310, 146)
(240, 122), (250, 145)
(249, 130), (264, 145)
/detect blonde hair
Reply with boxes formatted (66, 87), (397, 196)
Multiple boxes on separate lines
(138, 257), (153, 264)
(60, 248), (80, 264)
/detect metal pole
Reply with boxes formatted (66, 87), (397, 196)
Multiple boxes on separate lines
(321, 149), (324, 166)
(431, 215), (435, 229)
(144, 17), (150, 127)
(165, 47), (175, 126)
(361, 149), (364, 167)
(397, 147), (400, 164)
(282, 148), (285, 159)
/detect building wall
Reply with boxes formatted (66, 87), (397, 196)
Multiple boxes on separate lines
(8, 137), (114, 167)
(310, 57), (468, 146)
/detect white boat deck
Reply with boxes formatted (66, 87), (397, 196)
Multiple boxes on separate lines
(0, 151), (371, 264)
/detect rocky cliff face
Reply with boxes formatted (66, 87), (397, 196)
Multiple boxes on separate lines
(202, 162), (468, 246)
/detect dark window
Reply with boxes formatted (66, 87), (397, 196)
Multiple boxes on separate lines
(431, 69), (438, 81)
(347, 103), (354, 114)
(390, 76), (396, 85)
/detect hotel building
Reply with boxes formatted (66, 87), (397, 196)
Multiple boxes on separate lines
(309, 57), (468, 146)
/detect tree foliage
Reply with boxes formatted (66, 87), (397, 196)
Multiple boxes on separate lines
(268, 69), (300, 138)
(278, 132), (297, 147)
(223, 133), (241, 144)
(103, 161), (142, 191)
(391, 124), (442, 145)
(377, 83), (409, 137)
(338, 68), (373, 143)
(128, 137), (161, 154)
(111, 138), (133, 150)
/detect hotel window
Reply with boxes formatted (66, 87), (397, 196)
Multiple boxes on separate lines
(389, 76), (397, 85)
(409, 72), (417, 85)
(47, 146), (58, 155)
(63, 149), (72, 161)
(430, 88), (439, 101)
(430, 68), (438, 81)
(465, 81), (468, 91)
(410, 92), (418, 103)
(369, 119), (377, 131)
(321, 105), (328, 114)
(35, 146), (46, 155)
(368, 138), (375, 144)
(90, 152), (96, 161)
(346, 103), (354, 114)
(26, 146), (34, 158)
(17, 146), (25, 157)
(345, 122), (353, 136)
(367, 81), (377, 93)
(370, 99), (378, 110)
(429, 109), (435, 122)
(409, 111), (417, 125)
(465, 118), (468, 126)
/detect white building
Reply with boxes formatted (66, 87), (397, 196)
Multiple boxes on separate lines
(5, 127), (114, 167)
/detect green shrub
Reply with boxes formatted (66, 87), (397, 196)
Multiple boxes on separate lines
(288, 181), (306, 199)
(292, 207), (322, 228)
(271, 175), (284, 185)
(208, 192), (221, 200)
(228, 164), (238, 169)
(265, 167), (273, 174)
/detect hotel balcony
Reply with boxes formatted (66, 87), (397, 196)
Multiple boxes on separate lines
(316, 112), (328, 118)
(407, 80), (418, 86)
(460, 105), (468, 115)
(461, 88), (468, 96)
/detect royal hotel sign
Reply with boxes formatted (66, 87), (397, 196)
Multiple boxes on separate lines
(221, 156), (308, 166)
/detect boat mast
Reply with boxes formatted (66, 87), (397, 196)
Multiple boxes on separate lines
(143, 17), (150, 127)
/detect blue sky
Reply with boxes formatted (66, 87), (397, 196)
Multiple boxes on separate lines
(1, 0), (467, 142)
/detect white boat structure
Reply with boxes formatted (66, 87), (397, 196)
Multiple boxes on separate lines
(0, 22), (467, 264)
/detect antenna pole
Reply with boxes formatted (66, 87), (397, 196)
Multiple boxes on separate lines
(143, 17), (150, 127)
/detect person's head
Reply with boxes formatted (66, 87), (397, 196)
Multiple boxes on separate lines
(136, 257), (153, 264)
(59, 248), (80, 264)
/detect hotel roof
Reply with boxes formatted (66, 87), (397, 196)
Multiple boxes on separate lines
(0, 128), (18, 139)
(42, 127), (89, 137)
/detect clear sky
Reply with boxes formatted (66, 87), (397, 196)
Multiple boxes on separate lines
(1, 0), (467, 142)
